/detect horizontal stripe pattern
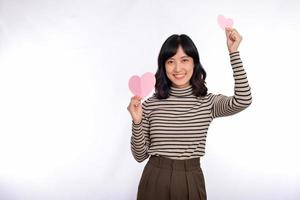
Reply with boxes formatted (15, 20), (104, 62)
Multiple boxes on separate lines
(131, 51), (252, 162)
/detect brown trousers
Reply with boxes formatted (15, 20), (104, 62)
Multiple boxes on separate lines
(137, 155), (207, 200)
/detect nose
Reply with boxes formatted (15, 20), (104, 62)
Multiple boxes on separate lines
(174, 62), (182, 72)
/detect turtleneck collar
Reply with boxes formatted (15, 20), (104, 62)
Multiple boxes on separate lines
(169, 84), (194, 97)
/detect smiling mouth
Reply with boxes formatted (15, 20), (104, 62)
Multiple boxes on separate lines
(174, 74), (186, 79)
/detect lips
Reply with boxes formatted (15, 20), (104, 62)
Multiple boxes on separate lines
(174, 74), (186, 79)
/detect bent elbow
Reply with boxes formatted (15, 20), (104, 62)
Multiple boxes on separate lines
(135, 155), (148, 163)
(136, 158), (145, 163)
(131, 148), (149, 163)
(245, 95), (253, 107)
(234, 94), (252, 109)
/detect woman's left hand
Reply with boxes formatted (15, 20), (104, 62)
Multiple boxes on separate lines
(225, 27), (242, 53)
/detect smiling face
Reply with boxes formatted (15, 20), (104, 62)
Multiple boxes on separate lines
(165, 45), (194, 88)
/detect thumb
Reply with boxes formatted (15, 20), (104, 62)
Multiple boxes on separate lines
(225, 27), (232, 39)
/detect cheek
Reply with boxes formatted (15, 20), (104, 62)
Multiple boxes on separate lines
(165, 66), (173, 75)
(187, 68), (194, 79)
(186, 65), (194, 75)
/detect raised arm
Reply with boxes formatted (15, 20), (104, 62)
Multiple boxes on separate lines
(211, 51), (252, 118)
(211, 27), (252, 118)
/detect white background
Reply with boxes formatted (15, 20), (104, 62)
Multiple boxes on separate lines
(0, 0), (300, 199)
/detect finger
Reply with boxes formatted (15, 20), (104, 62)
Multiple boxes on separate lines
(231, 29), (241, 37)
(225, 27), (230, 38)
(232, 32), (241, 41)
(232, 28), (238, 33)
(225, 29), (230, 38)
(131, 99), (140, 104)
(230, 30), (239, 38)
(135, 95), (142, 100)
(134, 97), (142, 103)
(131, 102), (139, 108)
(131, 95), (141, 100)
(230, 33), (236, 40)
(132, 99), (141, 106)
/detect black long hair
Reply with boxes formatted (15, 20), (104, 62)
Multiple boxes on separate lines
(154, 34), (207, 99)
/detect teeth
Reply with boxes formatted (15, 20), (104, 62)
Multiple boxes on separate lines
(174, 74), (185, 78)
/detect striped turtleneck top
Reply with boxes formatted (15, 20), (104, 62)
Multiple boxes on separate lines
(131, 51), (252, 162)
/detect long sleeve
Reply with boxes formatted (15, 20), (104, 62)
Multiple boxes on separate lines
(130, 101), (150, 163)
(211, 51), (252, 118)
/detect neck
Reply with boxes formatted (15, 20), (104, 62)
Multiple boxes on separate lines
(169, 84), (193, 97)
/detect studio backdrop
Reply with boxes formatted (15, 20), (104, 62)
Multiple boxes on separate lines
(0, 0), (299, 199)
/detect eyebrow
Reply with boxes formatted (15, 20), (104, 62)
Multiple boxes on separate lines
(168, 56), (190, 60)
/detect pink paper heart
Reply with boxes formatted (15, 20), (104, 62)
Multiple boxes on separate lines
(217, 15), (234, 30)
(128, 72), (156, 98)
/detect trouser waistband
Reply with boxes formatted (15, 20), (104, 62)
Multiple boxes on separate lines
(148, 155), (201, 171)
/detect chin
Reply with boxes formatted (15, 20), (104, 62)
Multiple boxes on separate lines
(172, 81), (189, 87)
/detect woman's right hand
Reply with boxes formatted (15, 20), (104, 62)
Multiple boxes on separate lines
(127, 95), (143, 124)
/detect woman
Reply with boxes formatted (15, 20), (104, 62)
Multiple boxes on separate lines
(127, 27), (252, 200)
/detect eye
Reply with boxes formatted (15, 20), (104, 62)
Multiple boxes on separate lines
(183, 59), (189, 62)
(167, 60), (173, 64)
